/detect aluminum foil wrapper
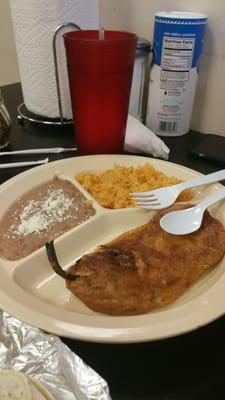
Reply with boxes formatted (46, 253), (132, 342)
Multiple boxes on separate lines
(0, 310), (111, 400)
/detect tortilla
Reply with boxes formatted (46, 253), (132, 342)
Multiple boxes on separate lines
(28, 377), (55, 400)
(0, 370), (55, 400)
(0, 369), (31, 399)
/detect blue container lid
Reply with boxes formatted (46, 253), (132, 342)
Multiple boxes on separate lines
(155, 11), (208, 24)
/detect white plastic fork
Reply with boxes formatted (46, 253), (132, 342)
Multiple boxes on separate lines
(131, 168), (225, 210)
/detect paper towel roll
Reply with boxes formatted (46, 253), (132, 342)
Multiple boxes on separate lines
(9, 0), (99, 119)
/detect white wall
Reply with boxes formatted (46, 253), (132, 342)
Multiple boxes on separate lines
(1, 0), (225, 134)
(0, 0), (20, 85)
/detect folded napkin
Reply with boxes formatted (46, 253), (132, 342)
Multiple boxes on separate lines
(125, 115), (170, 160)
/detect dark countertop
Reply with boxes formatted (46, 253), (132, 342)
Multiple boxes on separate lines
(1, 83), (225, 400)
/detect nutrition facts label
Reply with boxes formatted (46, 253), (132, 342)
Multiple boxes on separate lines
(161, 37), (195, 72)
(146, 12), (207, 136)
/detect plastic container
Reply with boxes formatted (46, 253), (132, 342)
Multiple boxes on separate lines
(64, 30), (137, 155)
(129, 38), (151, 123)
(0, 89), (11, 149)
(146, 11), (207, 136)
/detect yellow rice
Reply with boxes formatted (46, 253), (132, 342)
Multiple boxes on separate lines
(75, 163), (192, 209)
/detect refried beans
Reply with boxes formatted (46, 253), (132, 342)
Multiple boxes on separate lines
(0, 176), (96, 260)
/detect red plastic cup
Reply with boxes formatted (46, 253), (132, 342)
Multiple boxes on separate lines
(64, 30), (137, 155)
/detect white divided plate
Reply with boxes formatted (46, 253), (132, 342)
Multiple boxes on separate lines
(0, 154), (225, 343)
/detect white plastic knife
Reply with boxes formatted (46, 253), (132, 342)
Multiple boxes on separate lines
(0, 147), (77, 156)
(0, 158), (49, 169)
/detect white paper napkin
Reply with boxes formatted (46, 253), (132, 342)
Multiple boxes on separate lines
(125, 115), (170, 160)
